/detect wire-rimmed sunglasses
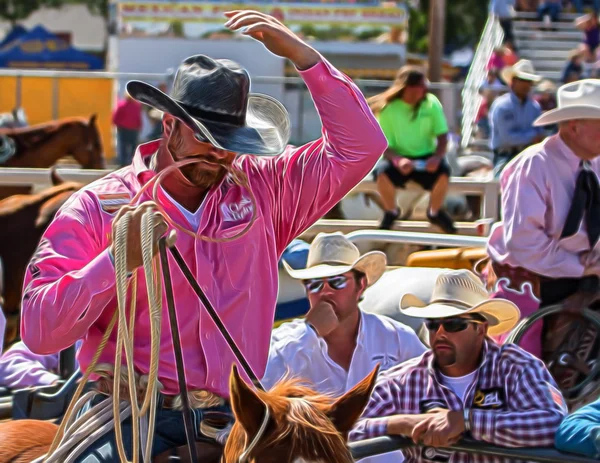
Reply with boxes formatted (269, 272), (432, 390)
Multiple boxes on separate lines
(303, 275), (349, 294)
(425, 317), (485, 333)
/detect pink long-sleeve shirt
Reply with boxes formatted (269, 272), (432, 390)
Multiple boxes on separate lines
(487, 134), (600, 278)
(19, 59), (388, 398)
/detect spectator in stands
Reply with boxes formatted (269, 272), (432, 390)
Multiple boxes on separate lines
(489, 59), (544, 176)
(262, 232), (426, 463)
(481, 69), (506, 90)
(563, 49), (585, 82)
(535, 80), (558, 135)
(487, 47), (508, 76)
(535, 80), (558, 112)
(349, 270), (568, 462)
(516, 0), (538, 12)
(112, 91), (143, 167)
(368, 66), (456, 234)
(490, 0), (516, 44)
(576, 12), (600, 62)
(555, 396), (600, 458)
(503, 40), (520, 66)
(538, 0), (563, 24)
(475, 89), (497, 140)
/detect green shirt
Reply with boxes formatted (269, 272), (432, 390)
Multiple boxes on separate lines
(377, 93), (449, 158)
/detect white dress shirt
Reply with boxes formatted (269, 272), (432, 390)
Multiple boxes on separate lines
(262, 311), (427, 463)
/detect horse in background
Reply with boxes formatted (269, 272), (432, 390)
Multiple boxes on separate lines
(0, 365), (379, 463)
(0, 114), (105, 169)
(0, 168), (84, 348)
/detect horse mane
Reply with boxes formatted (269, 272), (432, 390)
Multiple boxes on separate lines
(226, 377), (353, 462)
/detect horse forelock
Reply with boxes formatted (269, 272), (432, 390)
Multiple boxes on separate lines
(224, 378), (352, 463)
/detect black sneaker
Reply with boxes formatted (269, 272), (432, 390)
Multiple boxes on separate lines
(379, 210), (400, 230)
(427, 209), (457, 234)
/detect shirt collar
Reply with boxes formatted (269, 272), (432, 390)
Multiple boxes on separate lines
(132, 140), (161, 184)
(548, 134), (584, 172)
(509, 91), (530, 106)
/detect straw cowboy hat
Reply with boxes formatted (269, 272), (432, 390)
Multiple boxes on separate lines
(283, 232), (386, 287)
(534, 79), (600, 126)
(126, 54), (291, 156)
(399, 269), (520, 336)
(501, 59), (542, 85)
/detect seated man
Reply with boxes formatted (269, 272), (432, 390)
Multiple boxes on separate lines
(368, 66), (456, 234)
(555, 396), (600, 458)
(262, 232), (426, 462)
(485, 79), (600, 358)
(350, 270), (568, 463)
(0, 340), (81, 390)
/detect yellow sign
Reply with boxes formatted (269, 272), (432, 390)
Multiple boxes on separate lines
(118, 2), (408, 27)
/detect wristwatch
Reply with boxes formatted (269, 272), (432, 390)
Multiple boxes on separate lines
(463, 408), (471, 432)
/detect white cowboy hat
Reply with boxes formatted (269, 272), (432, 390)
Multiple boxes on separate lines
(399, 269), (520, 336)
(283, 232), (386, 287)
(501, 59), (542, 85)
(534, 79), (600, 126)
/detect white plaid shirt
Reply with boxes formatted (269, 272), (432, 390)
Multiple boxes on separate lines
(349, 340), (568, 463)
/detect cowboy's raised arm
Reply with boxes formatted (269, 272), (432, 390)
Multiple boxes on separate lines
(225, 11), (387, 250)
(20, 192), (115, 355)
(266, 58), (387, 247)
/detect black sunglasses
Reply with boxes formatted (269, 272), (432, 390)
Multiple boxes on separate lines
(303, 275), (349, 294)
(425, 317), (485, 333)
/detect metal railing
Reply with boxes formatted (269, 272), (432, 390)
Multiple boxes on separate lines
(460, 15), (504, 150)
(349, 436), (599, 463)
(346, 230), (488, 248)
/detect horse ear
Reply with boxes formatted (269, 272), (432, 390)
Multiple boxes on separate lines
(89, 114), (97, 126)
(229, 364), (267, 439)
(326, 365), (379, 437)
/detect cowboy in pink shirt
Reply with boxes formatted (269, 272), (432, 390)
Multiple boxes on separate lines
(484, 79), (600, 359)
(20, 11), (386, 462)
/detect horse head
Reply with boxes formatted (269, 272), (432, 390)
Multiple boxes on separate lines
(69, 114), (105, 169)
(223, 364), (379, 463)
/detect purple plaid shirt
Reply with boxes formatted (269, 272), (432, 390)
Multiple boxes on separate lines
(349, 340), (568, 463)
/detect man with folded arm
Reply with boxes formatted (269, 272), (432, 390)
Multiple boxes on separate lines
(262, 232), (426, 463)
(349, 269), (567, 463)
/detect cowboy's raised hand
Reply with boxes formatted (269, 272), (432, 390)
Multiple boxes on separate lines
(224, 10), (321, 70)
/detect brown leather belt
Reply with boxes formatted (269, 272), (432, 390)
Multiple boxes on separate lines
(94, 371), (225, 411)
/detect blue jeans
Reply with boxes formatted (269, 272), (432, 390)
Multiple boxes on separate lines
(116, 127), (139, 167)
(74, 393), (232, 463)
(538, 3), (562, 22)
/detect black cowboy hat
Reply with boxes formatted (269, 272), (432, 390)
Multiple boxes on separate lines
(126, 54), (291, 156)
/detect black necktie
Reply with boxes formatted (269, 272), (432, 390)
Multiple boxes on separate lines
(561, 161), (600, 249)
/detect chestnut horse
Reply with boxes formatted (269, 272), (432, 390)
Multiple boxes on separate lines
(0, 115), (105, 169)
(0, 365), (379, 463)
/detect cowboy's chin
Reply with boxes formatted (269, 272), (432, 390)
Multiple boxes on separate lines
(182, 164), (226, 188)
(433, 348), (456, 367)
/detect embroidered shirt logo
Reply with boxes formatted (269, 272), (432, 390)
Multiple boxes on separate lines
(98, 193), (130, 214)
(221, 197), (253, 223)
(473, 389), (503, 408)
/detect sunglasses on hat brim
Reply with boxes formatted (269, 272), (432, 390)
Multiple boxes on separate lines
(425, 317), (486, 333)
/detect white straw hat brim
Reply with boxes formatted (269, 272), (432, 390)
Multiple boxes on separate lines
(501, 68), (542, 84)
(400, 294), (520, 336)
(533, 105), (600, 126)
(283, 251), (386, 287)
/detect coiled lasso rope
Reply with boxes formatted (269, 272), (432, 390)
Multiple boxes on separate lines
(36, 155), (258, 463)
(37, 209), (165, 463)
